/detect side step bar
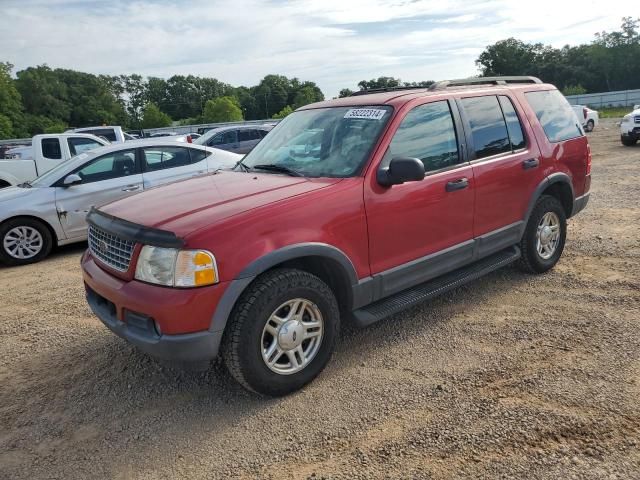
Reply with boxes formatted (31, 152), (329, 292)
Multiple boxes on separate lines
(352, 246), (521, 328)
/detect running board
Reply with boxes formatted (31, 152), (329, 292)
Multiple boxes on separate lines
(352, 246), (521, 328)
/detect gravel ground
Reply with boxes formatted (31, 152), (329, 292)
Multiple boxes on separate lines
(1, 118), (639, 479)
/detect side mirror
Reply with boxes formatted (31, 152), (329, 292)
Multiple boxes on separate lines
(63, 174), (82, 187)
(377, 157), (425, 187)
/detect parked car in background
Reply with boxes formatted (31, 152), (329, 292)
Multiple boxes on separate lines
(0, 140), (242, 265)
(194, 125), (273, 154)
(620, 105), (640, 146)
(81, 76), (591, 396)
(571, 105), (599, 132)
(67, 126), (131, 143)
(149, 131), (179, 138)
(0, 134), (108, 188)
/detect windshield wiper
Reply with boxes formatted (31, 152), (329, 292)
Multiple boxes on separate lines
(234, 159), (251, 172)
(251, 164), (303, 177)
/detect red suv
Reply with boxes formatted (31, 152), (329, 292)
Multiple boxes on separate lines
(82, 77), (591, 396)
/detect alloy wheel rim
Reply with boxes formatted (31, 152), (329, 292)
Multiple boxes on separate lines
(3, 226), (43, 259)
(261, 298), (324, 375)
(536, 212), (560, 260)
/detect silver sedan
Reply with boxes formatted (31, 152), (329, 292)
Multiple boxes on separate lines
(0, 139), (241, 266)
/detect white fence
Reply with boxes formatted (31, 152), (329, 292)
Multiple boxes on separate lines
(566, 89), (640, 108)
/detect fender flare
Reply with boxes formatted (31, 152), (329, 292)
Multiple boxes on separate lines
(0, 173), (18, 186)
(209, 243), (359, 333)
(524, 172), (574, 226)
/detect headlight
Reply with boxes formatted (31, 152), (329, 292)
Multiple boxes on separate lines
(134, 246), (218, 287)
(621, 116), (631, 123)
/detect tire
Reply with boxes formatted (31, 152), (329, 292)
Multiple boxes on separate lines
(222, 268), (340, 396)
(517, 195), (567, 274)
(0, 217), (53, 266)
(621, 135), (638, 146)
(585, 120), (594, 132)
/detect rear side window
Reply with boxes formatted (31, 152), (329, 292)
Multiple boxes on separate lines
(188, 148), (211, 163)
(210, 130), (237, 146)
(460, 96), (510, 159)
(41, 138), (62, 159)
(67, 137), (104, 156)
(499, 96), (526, 150)
(388, 101), (459, 173)
(143, 147), (193, 172)
(524, 90), (582, 143)
(238, 129), (260, 141)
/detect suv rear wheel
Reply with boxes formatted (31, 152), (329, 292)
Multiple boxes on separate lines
(585, 120), (595, 132)
(222, 268), (340, 396)
(517, 195), (567, 274)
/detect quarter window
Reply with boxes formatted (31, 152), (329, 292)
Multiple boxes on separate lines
(143, 147), (192, 171)
(388, 101), (459, 173)
(41, 138), (62, 160)
(499, 96), (526, 150)
(73, 150), (137, 183)
(525, 90), (583, 143)
(461, 96), (510, 159)
(188, 148), (210, 164)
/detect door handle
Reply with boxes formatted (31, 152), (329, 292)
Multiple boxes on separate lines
(121, 185), (140, 192)
(446, 178), (469, 192)
(523, 158), (539, 170)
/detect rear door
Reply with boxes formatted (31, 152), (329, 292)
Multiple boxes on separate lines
(457, 94), (543, 256)
(54, 149), (143, 238)
(141, 145), (208, 188)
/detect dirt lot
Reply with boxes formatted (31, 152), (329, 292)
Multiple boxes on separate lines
(1, 118), (639, 479)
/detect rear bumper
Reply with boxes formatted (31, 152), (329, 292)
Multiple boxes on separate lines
(571, 192), (590, 217)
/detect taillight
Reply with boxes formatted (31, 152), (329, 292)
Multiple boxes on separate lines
(582, 107), (588, 120)
(586, 144), (592, 175)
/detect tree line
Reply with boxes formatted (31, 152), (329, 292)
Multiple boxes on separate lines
(0, 16), (637, 140)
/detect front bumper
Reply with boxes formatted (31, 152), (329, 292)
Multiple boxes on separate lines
(82, 252), (227, 365)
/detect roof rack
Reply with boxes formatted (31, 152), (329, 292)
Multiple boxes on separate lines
(350, 86), (430, 97)
(428, 76), (542, 91)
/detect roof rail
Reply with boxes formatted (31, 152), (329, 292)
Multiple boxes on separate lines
(428, 76), (542, 91)
(350, 85), (431, 96)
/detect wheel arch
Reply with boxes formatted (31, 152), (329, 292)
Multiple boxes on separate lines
(525, 173), (574, 223)
(210, 243), (359, 333)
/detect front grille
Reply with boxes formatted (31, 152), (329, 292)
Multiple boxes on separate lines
(634, 116), (640, 124)
(88, 224), (135, 272)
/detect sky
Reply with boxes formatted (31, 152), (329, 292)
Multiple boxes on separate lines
(0, 0), (631, 97)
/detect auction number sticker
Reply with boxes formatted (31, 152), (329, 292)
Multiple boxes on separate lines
(344, 108), (387, 120)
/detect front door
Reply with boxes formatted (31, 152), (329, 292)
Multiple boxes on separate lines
(55, 148), (143, 239)
(365, 99), (475, 297)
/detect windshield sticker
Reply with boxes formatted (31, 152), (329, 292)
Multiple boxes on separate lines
(344, 108), (386, 120)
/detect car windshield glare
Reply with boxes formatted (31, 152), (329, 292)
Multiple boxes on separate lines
(241, 106), (393, 177)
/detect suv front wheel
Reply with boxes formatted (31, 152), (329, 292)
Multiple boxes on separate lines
(518, 195), (567, 274)
(222, 268), (340, 396)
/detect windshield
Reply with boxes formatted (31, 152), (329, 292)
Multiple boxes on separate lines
(241, 106), (392, 177)
(29, 152), (91, 187)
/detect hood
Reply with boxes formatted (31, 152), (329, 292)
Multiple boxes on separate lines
(100, 171), (341, 237)
(0, 185), (36, 203)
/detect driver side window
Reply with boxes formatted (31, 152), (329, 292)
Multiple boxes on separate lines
(73, 150), (137, 184)
(389, 101), (460, 173)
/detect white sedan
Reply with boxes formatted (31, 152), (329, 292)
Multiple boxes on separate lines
(0, 139), (241, 266)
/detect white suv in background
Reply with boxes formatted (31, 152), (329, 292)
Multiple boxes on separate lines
(620, 105), (640, 146)
(571, 105), (599, 132)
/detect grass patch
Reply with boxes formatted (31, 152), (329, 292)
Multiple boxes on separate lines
(595, 107), (634, 118)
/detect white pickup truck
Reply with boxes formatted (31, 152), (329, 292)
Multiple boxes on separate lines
(0, 133), (108, 188)
(67, 125), (133, 143)
(620, 105), (640, 146)
(571, 105), (599, 132)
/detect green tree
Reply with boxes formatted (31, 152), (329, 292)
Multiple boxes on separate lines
(562, 85), (587, 96)
(272, 105), (293, 119)
(0, 62), (27, 138)
(338, 88), (354, 98)
(202, 96), (243, 123)
(141, 102), (172, 128)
